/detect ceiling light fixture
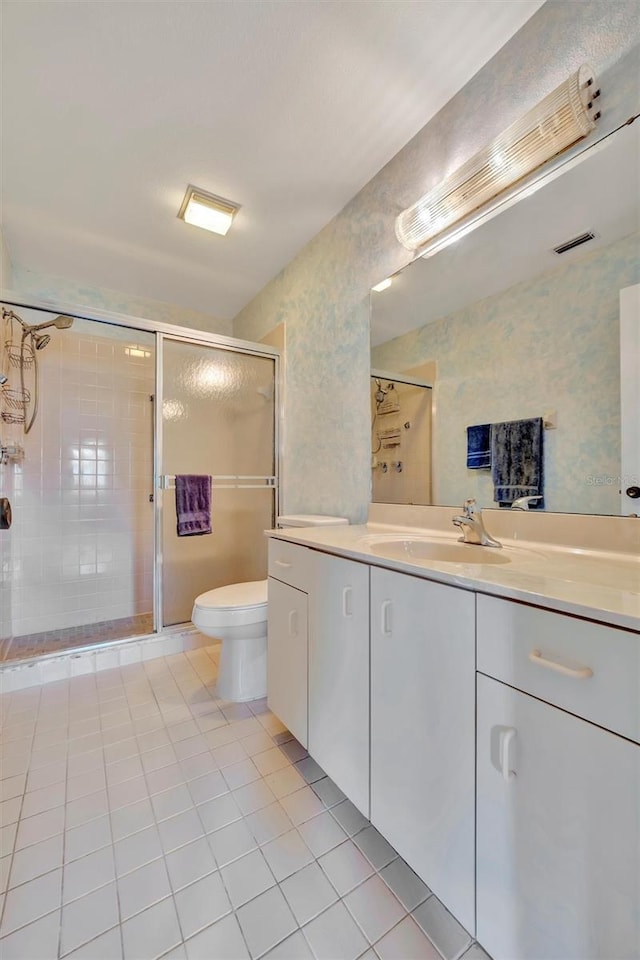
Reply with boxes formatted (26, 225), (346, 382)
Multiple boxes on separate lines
(372, 278), (393, 292)
(396, 65), (600, 252)
(178, 185), (239, 236)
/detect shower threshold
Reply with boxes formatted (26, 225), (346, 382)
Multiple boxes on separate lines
(0, 612), (154, 662)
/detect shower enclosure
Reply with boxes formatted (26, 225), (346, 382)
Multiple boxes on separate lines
(0, 298), (278, 664)
(371, 372), (432, 505)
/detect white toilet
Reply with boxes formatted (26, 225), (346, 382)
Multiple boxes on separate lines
(191, 514), (349, 702)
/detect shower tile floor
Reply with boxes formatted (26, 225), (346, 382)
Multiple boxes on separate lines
(1, 614), (154, 663)
(0, 643), (490, 960)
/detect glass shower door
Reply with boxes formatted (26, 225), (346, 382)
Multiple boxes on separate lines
(159, 337), (277, 627)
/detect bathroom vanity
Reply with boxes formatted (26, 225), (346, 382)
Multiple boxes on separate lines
(266, 509), (640, 960)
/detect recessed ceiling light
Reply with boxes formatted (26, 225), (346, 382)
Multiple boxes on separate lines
(372, 278), (393, 292)
(178, 185), (239, 236)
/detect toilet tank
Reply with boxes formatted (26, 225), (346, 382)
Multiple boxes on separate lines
(277, 514), (349, 528)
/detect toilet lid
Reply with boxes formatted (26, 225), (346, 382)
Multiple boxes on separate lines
(194, 580), (268, 612)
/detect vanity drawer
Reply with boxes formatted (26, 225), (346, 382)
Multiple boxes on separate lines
(477, 595), (640, 743)
(268, 538), (313, 592)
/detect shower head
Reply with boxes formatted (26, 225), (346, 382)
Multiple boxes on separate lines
(33, 332), (51, 350)
(30, 315), (74, 333)
(53, 315), (74, 329)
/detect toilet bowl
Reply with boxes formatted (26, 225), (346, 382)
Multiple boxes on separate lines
(191, 514), (349, 702)
(192, 580), (268, 702)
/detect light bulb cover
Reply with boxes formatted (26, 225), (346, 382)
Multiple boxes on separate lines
(396, 65), (599, 252)
(178, 185), (239, 236)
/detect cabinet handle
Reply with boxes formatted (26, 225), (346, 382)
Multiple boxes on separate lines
(342, 587), (353, 618)
(380, 600), (392, 637)
(499, 728), (517, 781)
(529, 649), (593, 679)
(275, 559), (292, 569)
(288, 610), (298, 637)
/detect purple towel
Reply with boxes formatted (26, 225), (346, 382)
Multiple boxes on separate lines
(175, 475), (212, 536)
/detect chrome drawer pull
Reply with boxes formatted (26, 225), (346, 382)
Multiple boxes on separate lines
(342, 587), (353, 618)
(529, 649), (593, 679)
(380, 600), (392, 637)
(499, 728), (517, 781)
(274, 559), (292, 568)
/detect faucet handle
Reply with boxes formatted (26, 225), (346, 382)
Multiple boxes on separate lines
(511, 495), (543, 511)
(462, 497), (479, 517)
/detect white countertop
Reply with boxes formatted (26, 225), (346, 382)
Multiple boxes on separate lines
(267, 522), (640, 632)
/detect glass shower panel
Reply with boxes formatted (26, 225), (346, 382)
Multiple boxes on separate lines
(161, 339), (276, 627)
(1, 305), (155, 661)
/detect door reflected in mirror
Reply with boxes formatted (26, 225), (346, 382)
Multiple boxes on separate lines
(370, 120), (640, 515)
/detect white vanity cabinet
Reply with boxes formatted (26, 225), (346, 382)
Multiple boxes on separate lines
(267, 533), (640, 957)
(369, 567), (476, 935)
(477, 674), (640, 960)
(476, 596), (640, 960)
(267, 541), (314, 748)
(267, 578), (308, 747)
(308, 552), (370, 816)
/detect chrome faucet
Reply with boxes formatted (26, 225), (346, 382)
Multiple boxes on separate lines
(452, 498), (502, 547)
(511, 495), (543, 510)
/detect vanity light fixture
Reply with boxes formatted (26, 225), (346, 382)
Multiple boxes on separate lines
(396, 65), (600, 252)
(372, 277), (393, 292)
(178, 185), (239, 236)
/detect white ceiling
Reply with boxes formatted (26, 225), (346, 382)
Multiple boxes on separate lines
(370, 120), (640, 346)
(1, 0), (543, 320)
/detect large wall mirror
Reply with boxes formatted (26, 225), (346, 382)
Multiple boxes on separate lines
(370, 119), (640, 516)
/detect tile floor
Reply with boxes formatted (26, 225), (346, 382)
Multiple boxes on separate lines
(0, 642), (491, 960)
(1, 614), (155, 663)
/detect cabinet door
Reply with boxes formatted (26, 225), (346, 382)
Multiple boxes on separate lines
(477, 674), (640, 960)
(309, 553), (370, 816)
(267, 577), (308, 747)
(370, 568), (476, 935)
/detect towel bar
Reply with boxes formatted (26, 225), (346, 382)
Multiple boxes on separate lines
(159, 475), (277, 490)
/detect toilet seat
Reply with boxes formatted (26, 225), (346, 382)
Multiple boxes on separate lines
(192, 579), (268, 629)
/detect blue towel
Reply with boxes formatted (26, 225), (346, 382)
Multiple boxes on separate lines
(466, 424), (491, 469)
(490, 418), (543, 507)
(175, 475), (212, 536)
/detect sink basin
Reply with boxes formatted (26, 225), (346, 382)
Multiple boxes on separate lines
(368, 538), (512, 565)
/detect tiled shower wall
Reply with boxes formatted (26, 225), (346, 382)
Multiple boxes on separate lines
(1, 311), (154, 638)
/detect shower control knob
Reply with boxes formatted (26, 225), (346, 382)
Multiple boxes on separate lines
(625, 486), (640, 499)
(0, 497), (11, 530)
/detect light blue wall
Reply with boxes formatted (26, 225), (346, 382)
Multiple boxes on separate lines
(373, 233), (640, 515)
(10, 266), (232, 337)
(234, 1), (640, 522)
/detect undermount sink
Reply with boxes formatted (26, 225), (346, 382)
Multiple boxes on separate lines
(367, 537), (513, 565)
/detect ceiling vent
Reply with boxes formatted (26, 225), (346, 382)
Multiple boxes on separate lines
(553, 231), (596, 255)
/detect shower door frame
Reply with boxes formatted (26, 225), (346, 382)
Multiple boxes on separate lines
(154, 331), (280, 632)
(0, 290), (281, 660)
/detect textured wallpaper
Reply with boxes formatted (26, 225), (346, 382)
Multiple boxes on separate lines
(233, 1), (640, 522)
(10, 266), (232, 337)
(373, 233), (640, 515)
